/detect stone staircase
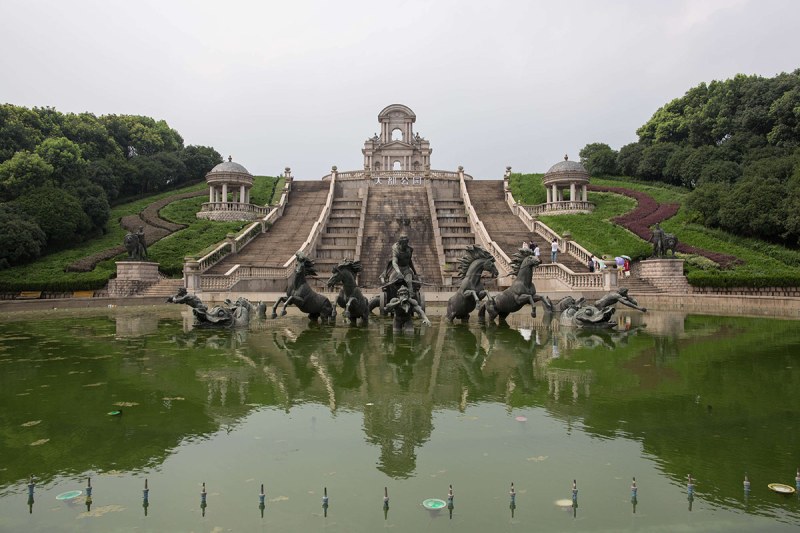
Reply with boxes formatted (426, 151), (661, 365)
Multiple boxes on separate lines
(313, 196), (363, 276)
(138, 277), (185, 298)
(359, 187), (443, 289)
(205, 181), (330, 274)
(434, 197), (476, 277)
(466, 180), (588, 273)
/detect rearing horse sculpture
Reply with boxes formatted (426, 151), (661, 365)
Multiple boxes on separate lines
(326, 259), (370, 326)
(478, 248), (553, 323)
(271, 252), (337, 323)
(446, 244), (499, 323)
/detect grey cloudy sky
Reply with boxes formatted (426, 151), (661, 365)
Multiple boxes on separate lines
(2, 0), (798, 178)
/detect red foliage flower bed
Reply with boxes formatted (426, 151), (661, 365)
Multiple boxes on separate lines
(588, 185), (740, 268)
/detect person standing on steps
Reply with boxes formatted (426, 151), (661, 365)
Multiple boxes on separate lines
(550, 238), (558, 263)
(532, 242), (540, 260)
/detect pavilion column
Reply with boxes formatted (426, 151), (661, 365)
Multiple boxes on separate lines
(552, 184), (557, 203)
(546, 188), (551, 203)
(570, 183), (576, 202)
(209, 186), (214, 203)
(222, 183), (228, 206)
(582, 184), (588, 202)
(240, 185), (246, 204)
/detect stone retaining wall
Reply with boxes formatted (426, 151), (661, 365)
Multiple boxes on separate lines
(692, 286), (800, 297)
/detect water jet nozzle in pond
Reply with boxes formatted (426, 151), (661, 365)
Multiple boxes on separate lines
(85, 477), (92, 511)
(27, 475), (35, 514)
(509, 482), (516, 518)
(142, 479), (149, 516)
(631, 477), (638, 513)
(322, 487), (329, 517)
(259, 483), (265, 518)
(796, 467), (799, 491)
(447, 484), (454, 519)
(200, 482), (207, 517)
(687, 474), (695, 511)
(743, 473), (750, 492)
(383, 486), (389, 520)
(572, 480), (578, 518)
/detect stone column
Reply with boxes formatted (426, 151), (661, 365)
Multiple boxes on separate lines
(222, 183), (228, 205)
(570, 183), (576, 202)
(546, 188), (551, 203)
(582, 184), (588, 202)
(552, 184), (557, 203)
(209, 186), (214, 203)
(184, 257), (200, 293)
(240, 185), (246, 204)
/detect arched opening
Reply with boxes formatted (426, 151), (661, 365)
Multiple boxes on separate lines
(392, 160), (402, 171)
(412, 161), (420, 170)
(391, 128), (403, 142)
(374, 161), (381, 170)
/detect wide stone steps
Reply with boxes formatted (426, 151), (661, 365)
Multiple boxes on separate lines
(465, 180), (589, 273)
(205, 181), (330, 274)
(138, 278), (185, 298)
(358, 187), (442, 289)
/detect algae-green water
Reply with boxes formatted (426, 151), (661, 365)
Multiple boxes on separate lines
(0, 306), (798, 531)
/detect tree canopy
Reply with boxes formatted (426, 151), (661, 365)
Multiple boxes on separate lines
(0, 104), (222, 268)
(581, 69), (800, 246)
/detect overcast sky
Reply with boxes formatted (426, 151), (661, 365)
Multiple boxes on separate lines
(1, 0), (798, 179)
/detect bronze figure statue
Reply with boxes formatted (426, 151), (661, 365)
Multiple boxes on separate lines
(124, 226), (148, 261)
(371, 234), (425, 316)
(478, 248), (552, 323)
(446, 244), (499, 322)
(272, 253), (336, 323)
(385, 285), (431, 331)
(326, 259), (370, 326)
(649, 223), (678, 258)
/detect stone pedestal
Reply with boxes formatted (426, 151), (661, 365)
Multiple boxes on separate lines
(108, 262), (160, 297)
(638, 259), (690, 293)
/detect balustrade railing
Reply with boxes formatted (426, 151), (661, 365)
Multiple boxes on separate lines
(198, 242), (232, 272)
(326, 169), (470, 182)
(459, 175), (513, 278)
(199, 202), (274, 216)
(521, 201), (593, 216)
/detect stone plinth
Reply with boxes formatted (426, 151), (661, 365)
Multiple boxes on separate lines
(108, 262), (160, 297)
(638, 259), (690, 293)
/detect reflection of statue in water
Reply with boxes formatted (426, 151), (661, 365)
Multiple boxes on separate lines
(124, 226), (148, 260)
(385, 286), (431, 331)
(363, 331), (433, 479)
(594, 287), (647, 313)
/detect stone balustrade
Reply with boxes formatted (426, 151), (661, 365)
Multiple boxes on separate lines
(522, 201), (594, 216)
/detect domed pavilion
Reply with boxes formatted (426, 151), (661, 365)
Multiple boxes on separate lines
(197, 157), (271, 221)
(540, 155), (593, 214)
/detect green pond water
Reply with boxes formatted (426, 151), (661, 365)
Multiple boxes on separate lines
(0, 306), (799, 532)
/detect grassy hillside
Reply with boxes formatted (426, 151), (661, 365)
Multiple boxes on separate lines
(0, 176), (280, 292)
(510, 173), (800, 286)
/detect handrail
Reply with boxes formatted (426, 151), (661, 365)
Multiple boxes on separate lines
(199, 202), (274, 215)
(521, 201), (594, 216)
(459, 174), (512, 278)
(354, 185), (368, 260)
(325, 169), (472, 181)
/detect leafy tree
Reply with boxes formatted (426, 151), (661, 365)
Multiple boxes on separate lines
(0, 104), (46, 162)
(66, 181), (110, 231)
(0, 151), (54, 201)
(579, 143), (618, 176)
(13, 185), (91, 247)
(686, 182), (728, 227)
(616, 142), (644, 177)
(637, 143), (675, 181)
(698, 160), (742, 185)
(181, 145), (222, 182)
(717, 175), (787, 240)
(35, 137), (88, 186)
(0, 204), (46, 268)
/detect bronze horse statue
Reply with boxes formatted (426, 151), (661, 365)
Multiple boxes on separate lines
(446, 244), (499, 323)
(271, 253), (336, 323)
(326, 259), (370, 326)
(478, 248), (552, 323)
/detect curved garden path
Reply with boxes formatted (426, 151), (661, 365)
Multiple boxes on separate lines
(588, 184), (740, 268)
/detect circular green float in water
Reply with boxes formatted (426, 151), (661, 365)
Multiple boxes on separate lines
(56, 490), (82, 501)
(422, 498), (446, 510)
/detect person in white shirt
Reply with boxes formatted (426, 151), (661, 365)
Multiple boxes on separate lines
(550, 238), (558, 263)
(533, 243), (540, 259)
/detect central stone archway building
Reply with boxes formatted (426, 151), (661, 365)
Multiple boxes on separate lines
(362, 104), (432, 171)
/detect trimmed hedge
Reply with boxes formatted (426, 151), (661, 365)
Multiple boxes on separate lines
(688, 270), (800, 288)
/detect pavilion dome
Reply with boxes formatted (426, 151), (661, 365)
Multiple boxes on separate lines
(208, 157), (251, 176)
(543, 155), (589, 185)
